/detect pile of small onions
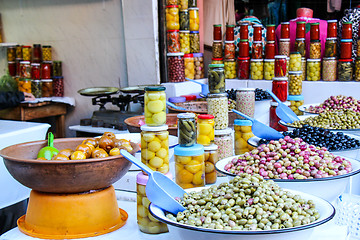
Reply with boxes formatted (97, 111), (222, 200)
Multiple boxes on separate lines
(307, 95), (360, 113)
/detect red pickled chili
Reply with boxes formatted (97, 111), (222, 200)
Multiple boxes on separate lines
(240, 23), (249, 40)
(274, 56), (287, 77)
(265, 42), (275, 59)
(342, 22), (352, 39)
(272, 77), (288, 102)
(251, 41), (263, 59)
(266, 24), (275, 41)
(296, 21), (306, 38)
(237, 57), (250, 79)
(310, 23), (320, 41)
(281, 22), (290, 39)
(238, 39), (249, 57)
(213, 24), (222, 41)
(327, 20), (337, 38)
(31, 63), (41, 79)
(253, 24), (262, 41)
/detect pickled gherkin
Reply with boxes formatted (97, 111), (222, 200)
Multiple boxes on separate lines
(177, 113), (196, 147)
(208, 64), (225, 93)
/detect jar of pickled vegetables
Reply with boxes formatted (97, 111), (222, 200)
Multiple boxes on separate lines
(174, 144), (205, 189)
(167, 30), (180, 53)
(177, 113), (196, 147)
(264, 59), (275, 80)
(204, 144), (218, 184)
(41, 61), (52, 79)
(294, 38), (306, 57)
(306, 59), (321, 81)
(340, 39), (352, 59)
(179, 10), (189, 30)
(309, 40), (321, 59)
(296, 21), (306, 39)
(22, 46), (31, 61)
(327, 19), (337, 38)
(238, 39), (249, 57)
(357, 40), (360, 58)
(325, 38), (337, 58)
(193, 53), (204, 79)
(214, 128), (233, 160)
(322, 57), (337, 81)
(281, 22), (290, 39)
(20, 61), (31, 78)
(212, 40), (223, 58)
(15, 45), (22, 59)
(166, 5), (180, 30)
(41, 79), (53, 97)
(8, 62), (15, 76)
(188, 0), (197, 8)
(266, 24), (275, 41)
(289, 52), (301, 71)
(286, 57), (290, 77)
(167, 52), (185, 82)
(141, 124), (169, 174)
(167, 0), (178, 5)
(53, 76), (64, 97)
(211, 58), (223, 64)
(224, 59), (236, 79)
(301, 57), (306, 81)
(208, 64), (225, 93)
(225, 24), (235, 41)
(269, 101), (289, 131)
(275, 55), (287, 77)
(310, 23), (320, 41)
(288, 71), (302, 95)
(136, 172), (169, 234)
(342, 22), (352, 39)
(179, 0), (188, 9)
(188, 7), (199, 31)
(279, 39), (290, 56)
(250, 59), (264, 80)
(42, 46), (52, 61)
(287, 95), (304, 116)
(236, 88), (255, 119)
(179, 30), (190, 54)
(251, 41), (263, 59)
(355, 58), (360, 81)
(234, 119), (254, 155)
(224, 41), (235, 60)
(190, 31), (200, 53)
(207, 93), (228, 130)
(184, 53), (195, 79)
(272, 77), (288, 102)
(144, 86), (166, 126)
(237, 57), (250, 79)
(31, 80), (42, 98)
(338, 59), (353, 81)
(265, 41), (275, 59)
(18, 79), (32, 93)
(7, 46), (15, 61)
(197, 114), (215, 146)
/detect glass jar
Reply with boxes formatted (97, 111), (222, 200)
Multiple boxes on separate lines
(272, 77), (288, 102)
(237, 57), (250, 79)
(286, 57), (290, 77)
(214, 128), (233, 160)
(301, 57), (306, 81)
(239, 23), (249, 40)
(306, 59), (321, 81)
(294, 38), (306, 57)
(309, 41), (321, 59)
(358, 39), (360, 57)
(18, 79), (32, 93)
(179, 0), (188, 9)
(340, 39), (352, 59)
(327, 20), (337, 38)
(296, 21), (306, 39)
(188, 0), (196, 8)
(136, 172), (169, 234)
(42, 46), (52, 61)
(193, 53), (204, 79)
(140, 124), (169, 174)
(269, 101), (289, 131)
(265, 41), (275, 59)
(15, 45), (22, 59)
(264, 59), (275, 80)
(53, 76), (64, 97)
(236, 88), (255, 118)
(41, 61), (52, 79)
(22, 46), (31, 61)
(144, 86), (166, 126)
(41, 79), (53, 97)
(279, 39), (290, 57)
(31, 80), (42, 98)
(288, 71), (302, 95)
(207, 93), (228, 130)
(31, 63), (41, 79)
(179, 30), (190, 54)
(166, 5), (180, 30)
(188, 7), (199, 31)
(179, 10), (189, 30)
(7, 46), (15, 61)
(167, 52), (185, 82)
(288, 95), (304, 116)
(213, 24), (222, 41)
(167, 0), (178, 5)
(8, 62), (16, 76)
(266, 24), (275, 41)
(53, 61), (62, 77)
(289, 52), (302, 71)
(342, 22), (352, 39)
(238, 39), (249, 57)
(211, 58), (223, 64)
(208, 64), (225, 93)
(212, 40), (222, 58)
(174, 144), (205, 189)
(281, 22), (290, 39)
(324, 38), (337, 58)
(322, 57), (337, 81)
(234, 119), (254, 155)
(20, 61), (31, 78)
(190, 31), (200, 53)
(253, 24), (262, 41)
(15, 58), (22, 76)
(250, 59), (264, 80)
(310, 23), (320, 41)
(167, 30), (180, 53)
(224, 41), (235, 60)
(184, 53), (195, 79)
(32, 44), (42, 63)
(275, 55), (287, 77)
(338, 59), (353, 81)
(355, 58), (360, 81)
(177, 113), (196, 147)
(225, 24), (235, 41)
(204, 144), (218, 184)
(251, 41), (263, 59)
(224, 59), (236, 79)
(197, 114), (215, 146)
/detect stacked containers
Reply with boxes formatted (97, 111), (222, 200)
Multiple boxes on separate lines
(237, 23), (250, 79)
(264, 24), (276, 80)
(339, 22), (353, 81)
(307, 23), (321, 81)
(224, 25), (236, 79)
(323, 21), (338, 81)
(250, 25), (264, 80)
(279, 22), (290, 58)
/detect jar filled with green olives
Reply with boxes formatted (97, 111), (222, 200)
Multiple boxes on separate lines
(264, 59), (275, 80)
(250, 59), (264, 80)
(212, 41), (223, 58)
(224, 59), (236, 79)
(289, 52), (302, 71)
(355, 58), (360, 81)
(306, 59), (321, 81)
(301, 57), (306, 81)
(144, 86), (166, 126)
(288, 95), (304, 116)
(208, 64), (225, 93)
(31, 80), (42, 98)
(177, 113), (196, 147)
(324, 38), (337, 57)
(288, 71), (302, 95)
(338, 59), (353, 81)
(190, 31), (200, 53)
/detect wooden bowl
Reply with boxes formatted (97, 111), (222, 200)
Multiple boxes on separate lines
(124, 114), (178, 136)
(0, 138), (139, 193)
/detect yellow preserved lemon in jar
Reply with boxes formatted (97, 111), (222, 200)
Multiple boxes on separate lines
(188, 7), (199, 31)
(197, 114), (215, 146)
(144, 86), (166, 126)
(166, 5), (180, 30)
(184, 53), (195, 79)
(234, 119), (254, 155)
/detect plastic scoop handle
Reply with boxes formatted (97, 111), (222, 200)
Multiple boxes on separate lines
(266, 90), (282, 104)
(120, 149), (153, 176)
(166, 101), (187, 111)
(231, 109), (254, 121)
(185, 78), (206, 86)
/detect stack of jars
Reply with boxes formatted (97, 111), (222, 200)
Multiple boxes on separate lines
(250, 25), (264, 80)
(338, 21), (353, 81)
(306, 23), (321, 81)
(237, 22), (250, 79)
(294, 21), (307, 82)
(224, 25), (236, 79)
(322, 20), (338, 82)
(264, 24), (276, 80)
(288, 51), (304, 115)
(279, 22), (290, 77)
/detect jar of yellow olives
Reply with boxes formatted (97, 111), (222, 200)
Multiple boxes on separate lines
(184, 53), (195, 79)
(204, 144), (218, 184)
(188, 7), (199, 31)
(166, 5), (180, 30)
(144, 86), (166, 126)
(287, 95), (304, 116)
(289, 52), (301, 71)
(234, 119), (254, 155)
(211, 58), (224, 65)
(224, 59), (236, 79)
(306, 59), (321, 81)
(288, 71), (302, 95)
(197, 114), (215, 146)
(301, 57), (306, 81)
(174, 144), (205, 189)
(141, 124), (169, 174)
(250, 59), (264, 80)
(137, 172), (169, 234)
(264, 59), (275, 80)
(179, 30), (190, 54)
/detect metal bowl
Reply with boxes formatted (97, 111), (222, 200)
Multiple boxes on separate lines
(124, 114), (178, 136)
(0, 138), (139, 193)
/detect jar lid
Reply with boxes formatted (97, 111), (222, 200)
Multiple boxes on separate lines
(207, 92), (227, 98)
(224, 41), (235, 44)
(275, 55), (287, 59)
(281, 22), (290, 25)
(288, 71), (302, 75)
(167, 52), (184, 57)
(32, 79), (41, 82)
(209, 64), (224, 68)
(136, 171), (172, 185)
(198, 114), (214, 119)
(310, 40), (321, 43)
(290, 52), (301, 55)
(140, 124), (168, 131)
(264, 59), (275, 62)
(167, 29), (180, 32)
(273, 77), (288, 81)
(307, 58), (321, 62)
(23, 46), (31, 48)
(42, 45), (51, 48)
(33, 44), (41, 47)
(239, 39), (249, 42)
(42, 61), (53, 64)
(267, 41), (275, 44)
(184, 53), (194, 58)
(166, 5), (179, 8)
(192, 53), (203, 57)
(53, 76), (64, 79)
(253, 41), (262, 44)
(188, 7), (199, 10)
(224, 59), (235, 62)
(41, 79), (53, 82)
(239, 22), (249, 25)
(253, 24), (262, 28)
(280, 38), (290, 41)
(226, 24), (235, 27)
(177, 112), (195, 119)
(20, 61), (30, 64)
(169, 96), (186, 103)
(31, 63), (40, 66)
(7, 61), (15, 64)
(213, 24), (222, 27)
(237, 57), (250, 60)
(250, 59), (263, 62)
(341, 39), (352, 42)
(214, 128), (232, 135)
(270, 101), (290, 106)
(326, 37), (337, 41)
(343, 21), (352, 24)
(287, 95), (304, 101)
(144, 86), (166, 91)
(174, 144), (204, 156)
(323, 57), (337, 60)
(266, 24), (275, 27)
(339, 59), (353, 62)
(203, 144), (218, 151)
(180, 9), (188, 12)
(301, 57), (306, 61)
(212, 58), (223, 61)
(311, 22), (320, 25)
(190, 31), (199, 34)
(295, 38), (305, 41)
(20, 78), (31, 81)
(327, 19), (337, 23)
(234, 119), (252, 126)
(297, 21), (306, 24)
(237, 88), (255, 91)
(213, 40), (222, 43)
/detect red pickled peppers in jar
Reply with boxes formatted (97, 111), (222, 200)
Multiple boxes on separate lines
(274, 56), (287, 77)
(310, 23), (320, 41)
(240, 23), (249, 40)
(270, 103), (288, 131)
(327, 20), (337, 38)
(296, 21), (306, 38)
(340, 40), (352, 59)
(342, 22), (352, 39)
(253, 25), (262, 41)
(266, 24), (275, 41)
(281, 22), (290, 39)
(265, 42), (275, 59)
(237, 57), (250, 79)
(272, 77), (288, 102)
(226, 24), (235, 41)
(213, 24), (222, 41)
(238, 39), (249, 57)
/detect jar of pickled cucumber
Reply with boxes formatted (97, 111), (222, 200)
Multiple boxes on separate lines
(22, 46), (31, 61)
(338, 59), (353, 81)
(166, 5), (180, 30)
(208, 64), (225, 93)
(41, 79), (53, 97)
(251, 41), (263, 59)
(237, 57), (250, 79)
(207, 93), (228, 130)
(322, 57), (337, 81)
(301, 57), (306, 81)
(355, 58), (360, 81)
(174, 144), (205, 189)
(193, 53), (204, 79)
(269, 101), (289, 131)
(294, 38), (306, 57)
(144, 86), (166, 126)
(190, 31), (200, 53)
(179, 10), (189, 30)
(279, 39), (290, 56)
(289, 52), (301, 71)
(224, 41), (235, 60)
(179, 30), (190, 54)
(309, 40), (321, 59)
(42, 46), (52, 61)
(197, 114), (215, 146)
(325, 38), (337, 58)
(18, 79), (32, 93)
(264, 59), (275, 80)
(250, 59), (264, 80)
(31, 80), (42, 98)
(211, 58), (224, 65)
(177, 113), (196, 147)
(214, 128), (233, 160)
(224, 59), (236, 79)
(236, 88), (255, 118)
(234, 119), (254, 155)
(167, 30), (180, 53)
(184, 53), (195, 79)
(306, 59), (321, 81)
(288, 71), (302, 95)
(137, 172), (169, 234)
(179, 0), (188, 9)
(212, 40), (222, 58)
(141, 124), (169, 174)
(204, 144), (218, 184)
(188, 7), (199, 31)
(287, 95), (304, 116)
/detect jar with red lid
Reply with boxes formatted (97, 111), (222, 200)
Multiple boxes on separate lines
(213, 24), (222, 41)
(41, 79), (53, 97)
(41, 61), (52, 79)
(31, 63), (41, 79)
(167, 30), (180, 53)
(238, 39), (249, 57)
(281, 22), (290, 39)
(20, 61), (31, 78)
(53, 76), (64, 97)
(265, 41), (275, 59)
(266, 24), (275, 41)
(296, 21), (306, 38)
(310, 23), (320, 41)
(225, 24), (235, 41)
(184, 53), (195, 79)
(340, 39), (352, 59)
(239, 23), (249, 40)
(251, 41), (263, 59)
(253, 24), (262, 41)
(270, 101), (289, 131)
(327, 20), (337, 38)
(167, 52), (185, 82)
(22, 46), (31, 61)
(211, 57), (223, 64)
(237, 57), (250, 79)
(279, 39), (290, 56)
(275, 55), (287, 77)
(325, 38), (337, 57)
(272, 77), (288, 102)
(32, 44), (42, 63)
(15, 58), (22, 76)
(338, 59), (353, 81)
(212, 40), (223, 58)
(342, 22), (352, 39)
(181, 95), (196, 101)
(224, 41), (235, 60)
(295, 38), (306, 57)
(166, 5), (180, 30)
(8, 62), (16, 76)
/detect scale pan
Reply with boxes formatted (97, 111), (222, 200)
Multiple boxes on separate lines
(78, 87), (120, 96)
